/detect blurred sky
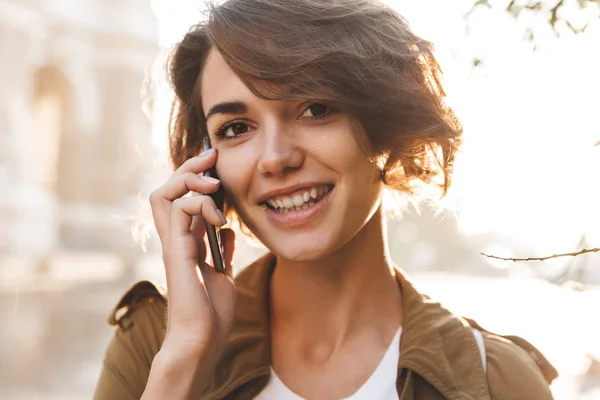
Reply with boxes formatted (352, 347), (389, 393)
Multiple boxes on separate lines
(149, 0), (600, 260)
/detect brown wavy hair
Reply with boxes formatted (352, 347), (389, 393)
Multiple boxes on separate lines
(167, 0), (462, 222)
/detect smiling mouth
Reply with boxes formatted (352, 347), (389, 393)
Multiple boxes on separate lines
(260, 184), (334, 214)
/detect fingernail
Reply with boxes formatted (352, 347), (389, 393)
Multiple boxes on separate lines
(216, 209), (227, 225)
(201, 175), (220, 184)
(199, 148), (215, 157)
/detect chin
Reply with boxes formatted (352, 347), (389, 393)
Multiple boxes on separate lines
(262, 229), (343, 262)
(271, 243), (331, 262)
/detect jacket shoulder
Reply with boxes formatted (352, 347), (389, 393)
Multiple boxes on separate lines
(108, 280), (167, 328)
(483, 332), (556, 400)
(93, 280), (167, 400)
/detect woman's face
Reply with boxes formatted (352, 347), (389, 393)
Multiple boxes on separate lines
(201, 50), (383, 261)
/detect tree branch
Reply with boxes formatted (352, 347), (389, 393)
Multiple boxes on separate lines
(550, 0), (566, 28)
(481, 247), (600, 262)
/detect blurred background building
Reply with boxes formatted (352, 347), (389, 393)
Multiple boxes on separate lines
(0, 1), (157, 398)
(0, 0), (156, 264)
(0, 0), (599, 399)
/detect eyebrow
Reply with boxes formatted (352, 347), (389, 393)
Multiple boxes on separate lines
(205, 101), (248, 120)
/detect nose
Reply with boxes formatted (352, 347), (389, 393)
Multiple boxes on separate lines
(256, 125), (304, 177)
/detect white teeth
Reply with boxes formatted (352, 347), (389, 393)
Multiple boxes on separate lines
(267, 185), (332, 212)
(293, 195), (304, 207)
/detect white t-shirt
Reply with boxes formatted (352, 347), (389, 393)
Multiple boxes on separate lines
(255, 328), (402, 400)
(254, 328), (486, 400)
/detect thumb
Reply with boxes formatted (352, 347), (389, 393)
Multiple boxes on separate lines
(220, 228), (236, 278)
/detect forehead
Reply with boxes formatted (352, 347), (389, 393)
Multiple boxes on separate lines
(200, 49), (254, 113)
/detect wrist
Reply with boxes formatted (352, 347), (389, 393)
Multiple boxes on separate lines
(142, 347), (210, 400)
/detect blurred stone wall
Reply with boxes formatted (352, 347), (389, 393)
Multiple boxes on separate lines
(0, 0), (157, 265)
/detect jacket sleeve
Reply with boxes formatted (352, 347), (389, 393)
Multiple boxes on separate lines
(93, 281), (167, 400)
(485, 333), (555, 400)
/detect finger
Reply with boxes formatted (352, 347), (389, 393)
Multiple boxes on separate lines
(192, 228), (236, 335)
(162, 229), (211, 332)
(149, 148), (217, 240)
(149, 173), (220, 243)
(220, 228), (236, 279)
(196, 228), (235, 297)
(161, 172), (220, 202)
(151, 173), (220, 232)
(198, 229), (235, 308)
(173, 148), (217, 177)
(199, 260), (235, 329)
(164, 257), (211, 330)
(190, 215), (207, 264)
(164, 197), (223, 329)
(170, 196), (226, 239)
(198, 259), (235, 334)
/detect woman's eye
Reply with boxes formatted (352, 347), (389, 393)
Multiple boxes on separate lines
(301, 103), (331, 119)
(219, 122), (249, 138)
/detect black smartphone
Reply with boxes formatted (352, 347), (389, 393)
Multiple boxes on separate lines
(202, 136), (225, 273)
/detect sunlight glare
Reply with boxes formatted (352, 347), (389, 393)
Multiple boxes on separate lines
(152, 0), (600, 253)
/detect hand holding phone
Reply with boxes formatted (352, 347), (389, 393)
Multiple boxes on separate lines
(146, 140), (236, 397)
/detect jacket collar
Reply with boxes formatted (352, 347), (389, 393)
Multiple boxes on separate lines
(394, 269), (489, 399)
(201, 253), (544, 399)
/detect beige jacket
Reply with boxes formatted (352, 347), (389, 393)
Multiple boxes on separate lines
(94, 253), (557, 399)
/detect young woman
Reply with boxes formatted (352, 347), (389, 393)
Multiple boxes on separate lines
(94, 0), (557, 399)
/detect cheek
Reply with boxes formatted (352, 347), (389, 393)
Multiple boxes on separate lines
(334, 136), (382, 206)
(328, 132), (376, 182)
(309, 123), (364, 168)
(215, 151), (252, 203)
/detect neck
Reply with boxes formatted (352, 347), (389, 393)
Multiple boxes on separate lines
(270, 207), (402, 348)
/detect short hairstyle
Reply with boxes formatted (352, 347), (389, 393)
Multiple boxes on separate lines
(167, 0), (462, 221)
